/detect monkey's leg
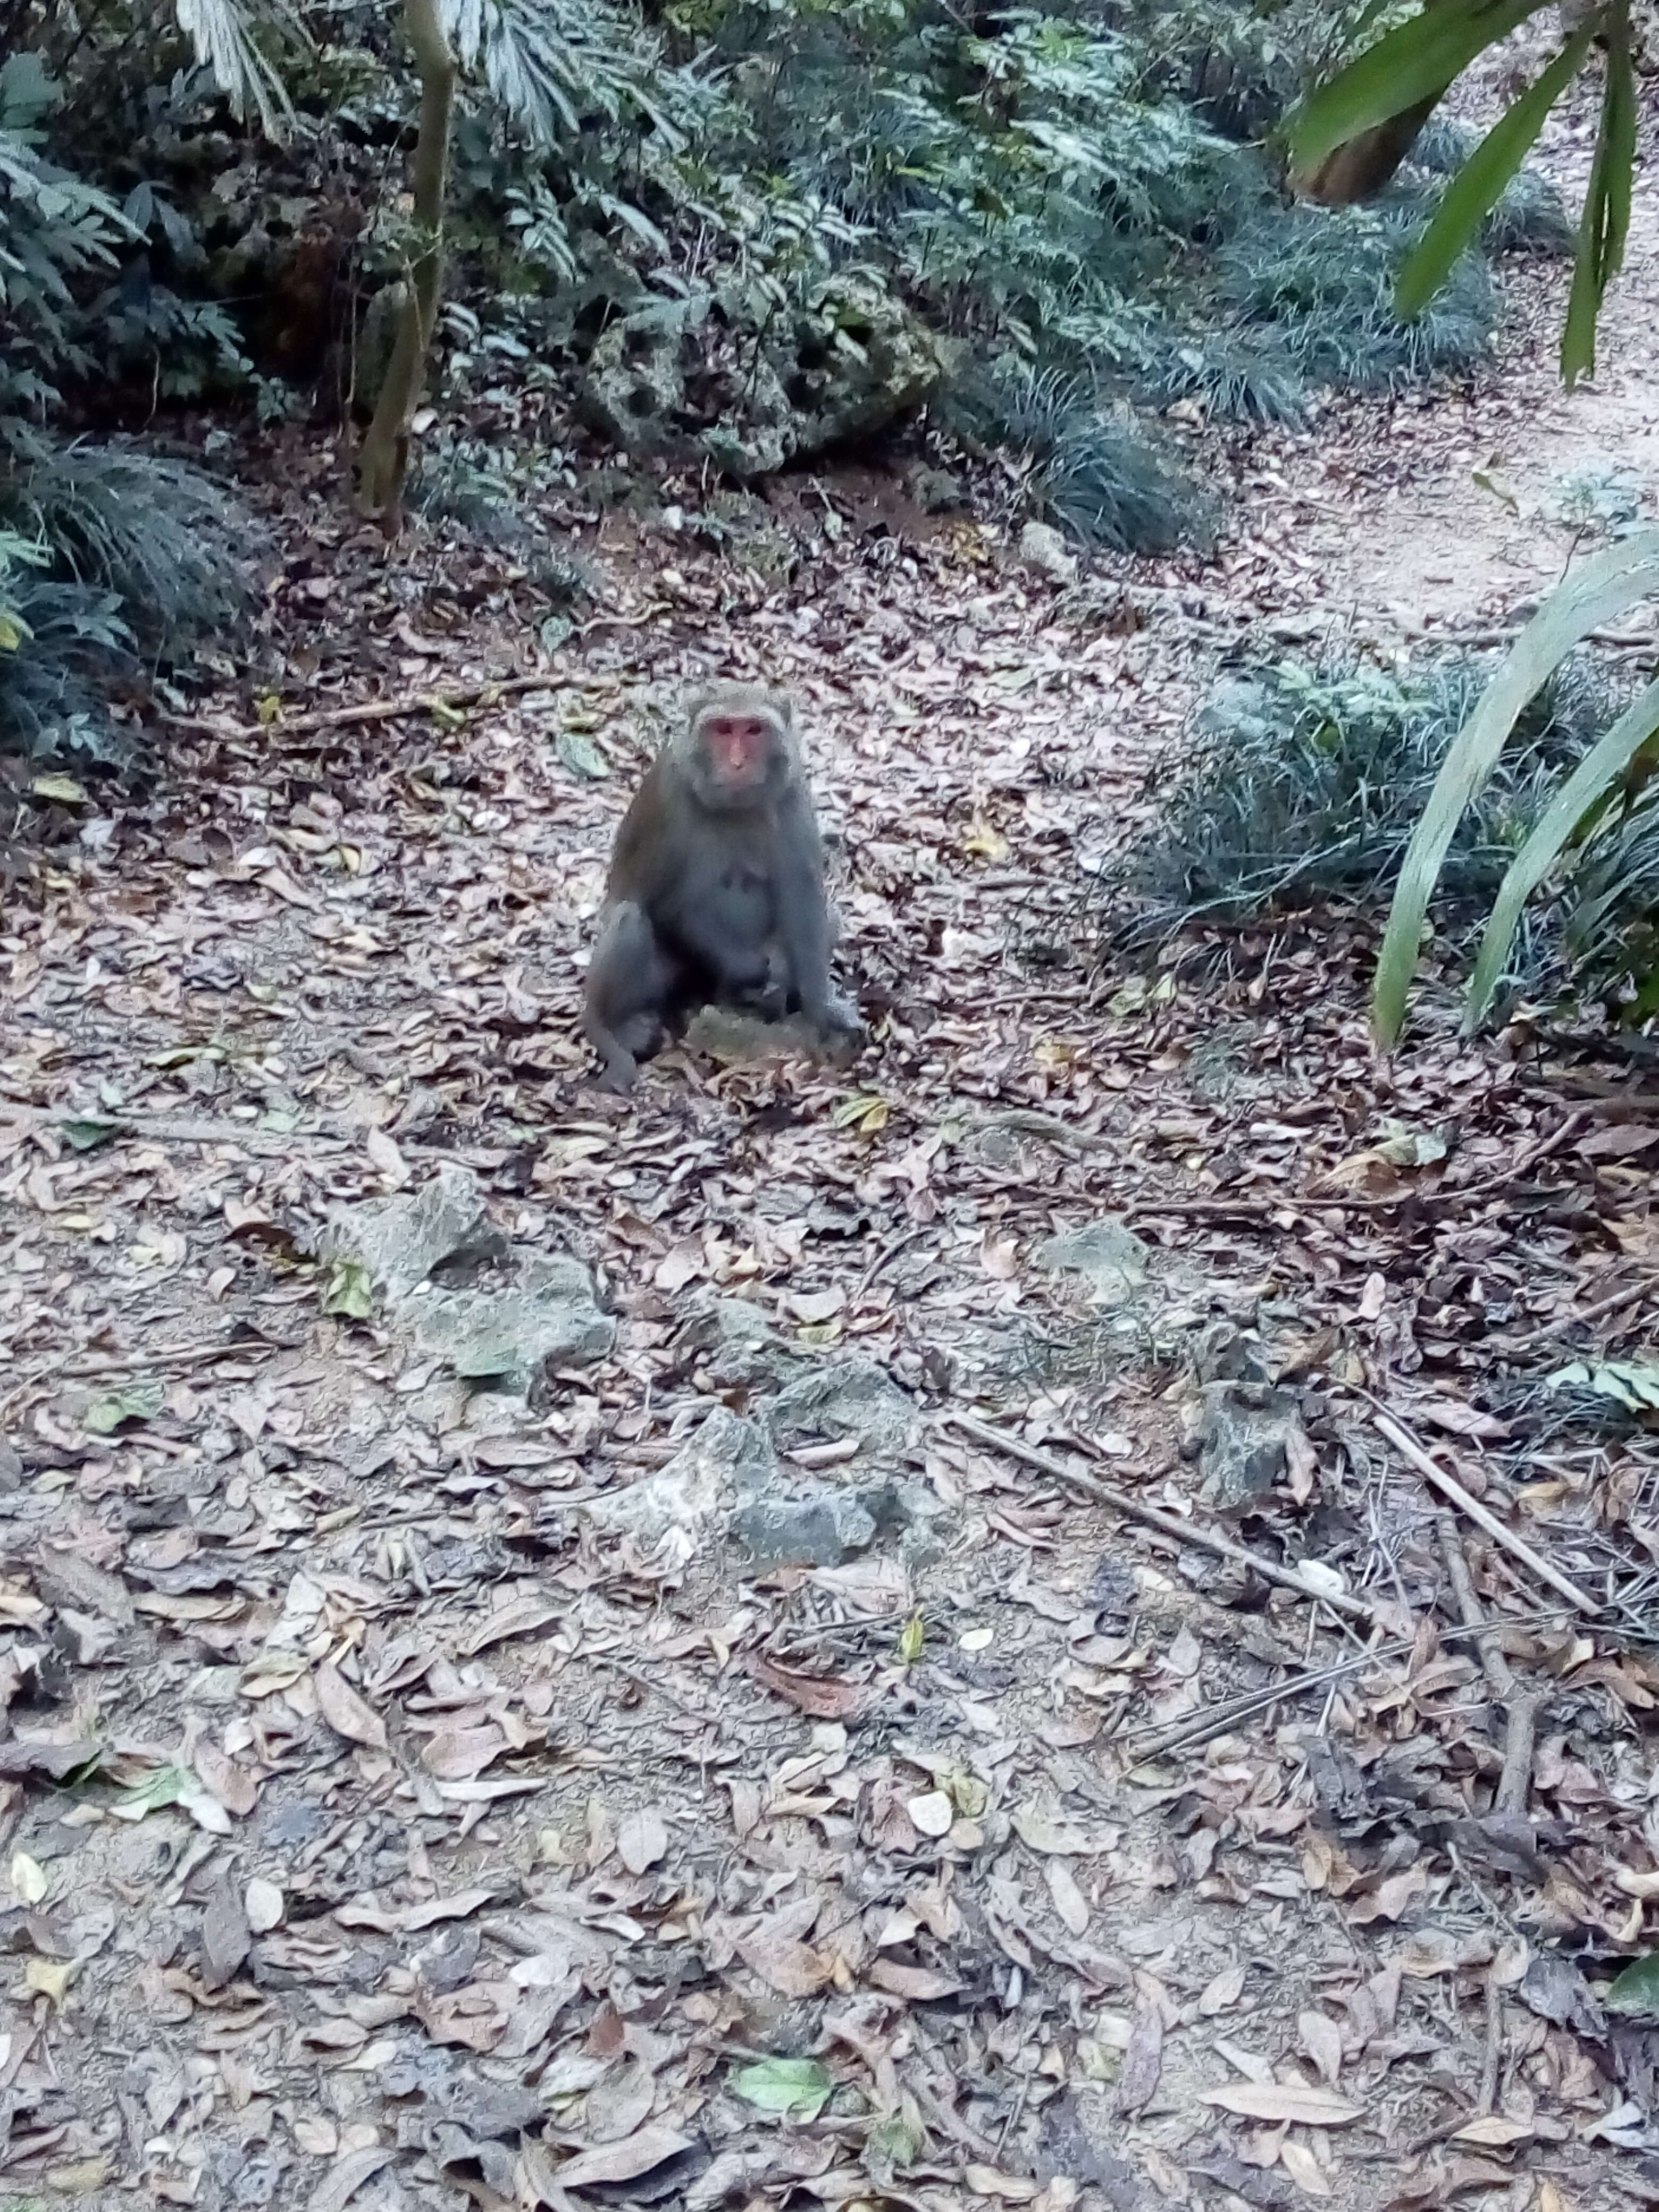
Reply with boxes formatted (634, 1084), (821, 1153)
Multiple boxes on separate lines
(723, 944), (793, 1021)
(584, 900), (678, 1093)
(773, 869), (865, 1054)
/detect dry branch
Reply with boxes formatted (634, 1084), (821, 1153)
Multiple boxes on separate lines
(948, 1410), (1378, 1623)
(1373, 1407), (1598, 1615)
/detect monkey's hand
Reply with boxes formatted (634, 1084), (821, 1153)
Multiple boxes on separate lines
(811, 992), (866, 1063)
(592, 1051), (640, 1095)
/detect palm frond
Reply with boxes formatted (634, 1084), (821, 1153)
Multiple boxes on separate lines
(172, 0), (297, 137)
(442, 0), (671, 149)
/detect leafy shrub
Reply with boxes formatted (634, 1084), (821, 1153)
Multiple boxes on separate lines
(1408, 117), (1578, 257)
(942, 363), (1214, 554)
(1374, 534), (1659, 1041)
(0, 53), (128, 412)
(1218, 197), (1497, 393)
(0, 571), (131, 761)
(1138, 329), (1305, 426)
(1107, 653), (1623, 948)
(3, 434), (260, 653)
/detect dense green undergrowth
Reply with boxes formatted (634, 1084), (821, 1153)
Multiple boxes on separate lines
(0, 0), (1586, 769)
(1108, 649), (1659, 1020)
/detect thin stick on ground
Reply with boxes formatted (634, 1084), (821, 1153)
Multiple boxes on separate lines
(158, 670), (557, 744)
(1438, 1511), (1514, 1696)
(1372, 1407), (1599, 1615)
(1478, 1979), (1504, 2117)
(1502, 1274), (1651, 1353)
(1128, 1109), (1593, 1223)
(946, 1410), (1378, 1624)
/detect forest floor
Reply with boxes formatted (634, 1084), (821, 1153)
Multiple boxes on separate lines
(5, 54), (1659, 2212)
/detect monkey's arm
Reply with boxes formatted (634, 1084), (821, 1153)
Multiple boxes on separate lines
(773, 806), (861, 1038)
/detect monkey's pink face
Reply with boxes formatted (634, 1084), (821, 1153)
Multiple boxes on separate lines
(702, 712), (774, 787)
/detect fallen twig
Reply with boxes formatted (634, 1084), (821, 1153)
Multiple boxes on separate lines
(967, 1108), (1110, 1156)
(1373, 1407), (1598, 1615)
(3, 1103), (350, 1154)
(1478, 1979), (1504, 2117)
(1500, 1275), (1651, 1354)
(946, 1410), (1377, 1623)
(158, 670), (556, 745)
(1124, 1605), (1571, 1759)
(1128, 1110), (1592, 1224)
(1438, 1512), (1514, 1697)
(1497, 1689), (1540, 1817)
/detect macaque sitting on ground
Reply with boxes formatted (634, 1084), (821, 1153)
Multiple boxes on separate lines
(582, 683), (864, 1092)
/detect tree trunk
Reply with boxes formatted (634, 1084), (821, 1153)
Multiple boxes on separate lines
(350, 0), (456, 529)
(1289, 0), (1459, 207)
(1291, 95), (1439, 204)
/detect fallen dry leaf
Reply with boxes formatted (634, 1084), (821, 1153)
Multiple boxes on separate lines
(1201, 2083), (1365, 2126)
(554, 2124), (694, 2189)
(314, 1662), (388, 1752)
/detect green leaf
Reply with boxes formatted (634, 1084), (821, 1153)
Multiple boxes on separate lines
(84, 1381), (165, 1435)
(29, 772), (85, 805)
(556, 730), (610, 780)
(1373, 527), (1659, 1044)
(733, 2057), (836, 2121)
(1562, 17), (1637, 386)
(864, 2109), (926, 2173)
(1285, 0), (1552, 171)
(57, 1118), (117, 1152)
(1396, 27), (1593, 319)
(1466, 676), (1659, 1024)
(1606, 1954), (1659, 2017)
(112, 1762), (194, 1816)
(1548, 1359), (1659, 1412)
(322, 1259), (375, 1319)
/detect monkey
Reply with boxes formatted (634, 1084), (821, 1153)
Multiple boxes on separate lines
(582, 683), (864, 1093)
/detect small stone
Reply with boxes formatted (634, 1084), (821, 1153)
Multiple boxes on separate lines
(768, 1359), (921, 1457)
(1036, 1219), (1150, 1308)
(245, 1879), (284, 1932)
(1191, 1319), (1268, 1384)
(406, 1251), (614, 1390)
(1018, 520), (1079, 584)
(323, 1163), (508, 1301)
(1182, 1379), (1306, 1514)
(585, 1409), (776, 1566)
(731, 1489), (879, 1570)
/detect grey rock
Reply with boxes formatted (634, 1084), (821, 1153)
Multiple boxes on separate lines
(911, 465), (966, 514)
(1182, 1378), (1304, 1514)
(1191, 1319), (1268, 1385)
(768, 1359), (921, 1457)
(585, 1409), (776, 1553)
(324, 1163), (507, 1301)
(577, 281), (941, 484)
(405, 1252), (614, 1389)
(733, 1490), (878, 1570)
(579, 296), (791, 481)
(682, 1005), (823, 1065)
(1037, 1219), (1150, 1308)
(1018, 520), (1079, 584)
(786, 279), (942, 455)
(732, 1475), (930, 1570)
(672, 1295), (803, 1392)
(326, 1166), (613, 1394)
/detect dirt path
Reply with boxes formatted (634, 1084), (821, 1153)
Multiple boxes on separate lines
(2, 82), (1659, 2212)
